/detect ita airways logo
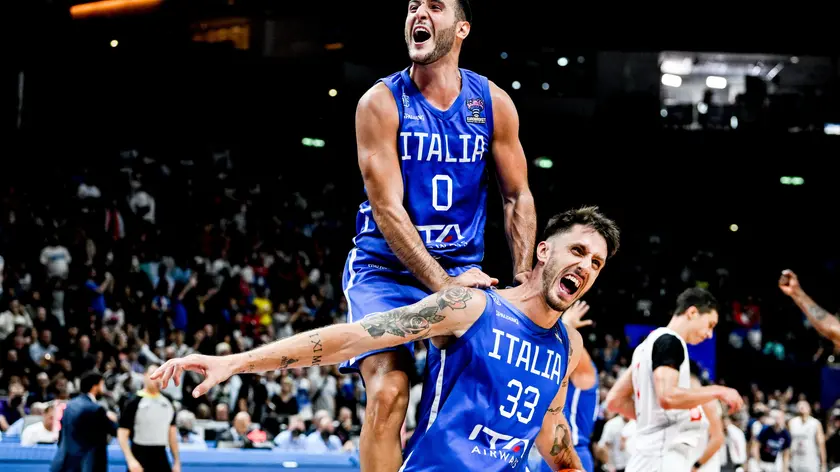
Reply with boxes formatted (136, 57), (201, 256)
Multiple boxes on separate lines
(465, 97), (487, 124)
(467, 423), (528, 468)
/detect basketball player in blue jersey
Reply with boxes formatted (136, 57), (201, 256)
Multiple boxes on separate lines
(345, 0), (536, 470)
(151, 206), (620, 472)
(540, 300), (600, 472)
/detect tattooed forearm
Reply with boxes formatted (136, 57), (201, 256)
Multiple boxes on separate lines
(808, 304), (831, 321)
(277, 356), (298, 369)
(237, 353), (257, 374)
(309, 333), (323, 366)
(547, 405), (562, 414)
(360, 287), (471, 339)
(549, 423), (583, 469)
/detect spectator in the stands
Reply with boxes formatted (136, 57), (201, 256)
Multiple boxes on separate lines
(21, 402), (59, 446)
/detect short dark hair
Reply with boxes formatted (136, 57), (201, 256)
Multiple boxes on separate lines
(80, 371), (104, 394)
(542, 206), (620, 259)
(674, 287), (718, 316)
(455, 0), (471, 22)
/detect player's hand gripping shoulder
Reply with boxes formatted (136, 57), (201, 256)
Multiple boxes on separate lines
(151, 287), (486, 398)
(535, 327), (586, 471)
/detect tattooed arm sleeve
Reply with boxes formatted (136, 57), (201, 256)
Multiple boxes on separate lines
(790, 289), (840, 346)
(535, 327), (585, 471)
(225, 287), (485, 374)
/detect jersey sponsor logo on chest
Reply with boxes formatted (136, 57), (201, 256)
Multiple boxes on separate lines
(399, 132), (486, 163)
(488, 328), (564, 385)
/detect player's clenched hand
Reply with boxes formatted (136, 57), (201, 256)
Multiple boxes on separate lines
(778, 269), (801, 297)
(715, 386), (744, 414)
(562, 300), (593, 329)
(151, 354), (234, 398)
(445, 268), (499, 289)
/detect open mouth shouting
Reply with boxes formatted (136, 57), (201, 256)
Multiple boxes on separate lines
(412, 24), (432, 45)
(557, 273), (583, 300)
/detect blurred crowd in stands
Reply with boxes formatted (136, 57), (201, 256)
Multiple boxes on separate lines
(0, 149), (838, 467)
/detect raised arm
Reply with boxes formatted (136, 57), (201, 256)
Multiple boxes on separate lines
(357, 84), (494, 292)
(779, 269), (840, 348)
(152, 287), (484, 397)
(488, 81), (536, 284)
(535, 327), (585, 471)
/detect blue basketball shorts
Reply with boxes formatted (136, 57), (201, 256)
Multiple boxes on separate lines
(338, 247), (478, 376)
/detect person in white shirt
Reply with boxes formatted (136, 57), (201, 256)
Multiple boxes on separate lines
(722, 415), (748, 470)
(597, 412), (630, 472)
(688, 368), (725, 472)
(40, 235), (72, 280)
(788, 401), (827, 472)
(621, 419), (637, 459)
(606, 288), (743, 472)
(21, 403), (59, 446)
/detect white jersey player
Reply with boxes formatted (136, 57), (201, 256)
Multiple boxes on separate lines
(605, 288), (743, 472)
(788, 401), (827, 472)
(688, 370), (725, 472)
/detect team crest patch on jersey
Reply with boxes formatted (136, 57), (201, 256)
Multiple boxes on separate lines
(465, 98), (487, 124)
(402, 93), (410, 109)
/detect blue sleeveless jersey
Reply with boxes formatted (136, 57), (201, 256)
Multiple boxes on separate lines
(403, 289), (571, 472)
(564, 360), (599, 449)
(352, 67), (493, 269)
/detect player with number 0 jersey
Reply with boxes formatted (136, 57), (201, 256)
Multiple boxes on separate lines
(342, 1), (537, 471)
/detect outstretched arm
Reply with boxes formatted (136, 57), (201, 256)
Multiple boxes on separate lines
(489, 81), (536, 284)
(779, 270), (840, 347)
(535, 327), (585, 471)
(152, 287), (484, 397)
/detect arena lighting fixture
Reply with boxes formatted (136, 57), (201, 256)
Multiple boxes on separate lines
(661, 74), (682, 88)
(302, 138), (325, 148)
(705, 76), (727, 89)
(533, 157), (553, 169)
(780, 176), (804, 186)
(70, 0), (162, 19)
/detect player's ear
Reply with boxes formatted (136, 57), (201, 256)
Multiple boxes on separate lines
(685, 306), (698, 320)
(457, 20), (470, 39)
(536, 241), (550, 264)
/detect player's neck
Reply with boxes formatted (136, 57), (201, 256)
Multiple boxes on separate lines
(665, 316), (691, 341)
(501, 282), (562, 329)
(410, 58), (462, 106)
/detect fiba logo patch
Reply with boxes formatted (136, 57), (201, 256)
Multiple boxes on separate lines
(465, 97), (487, 124)
(402, 93), (410, 109)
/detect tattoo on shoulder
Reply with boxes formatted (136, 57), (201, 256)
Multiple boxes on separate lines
(360, 287), (472, 339)
(808, 304), (830, 321)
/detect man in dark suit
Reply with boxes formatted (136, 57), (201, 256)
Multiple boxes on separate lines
(51, 371), (119, 472)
